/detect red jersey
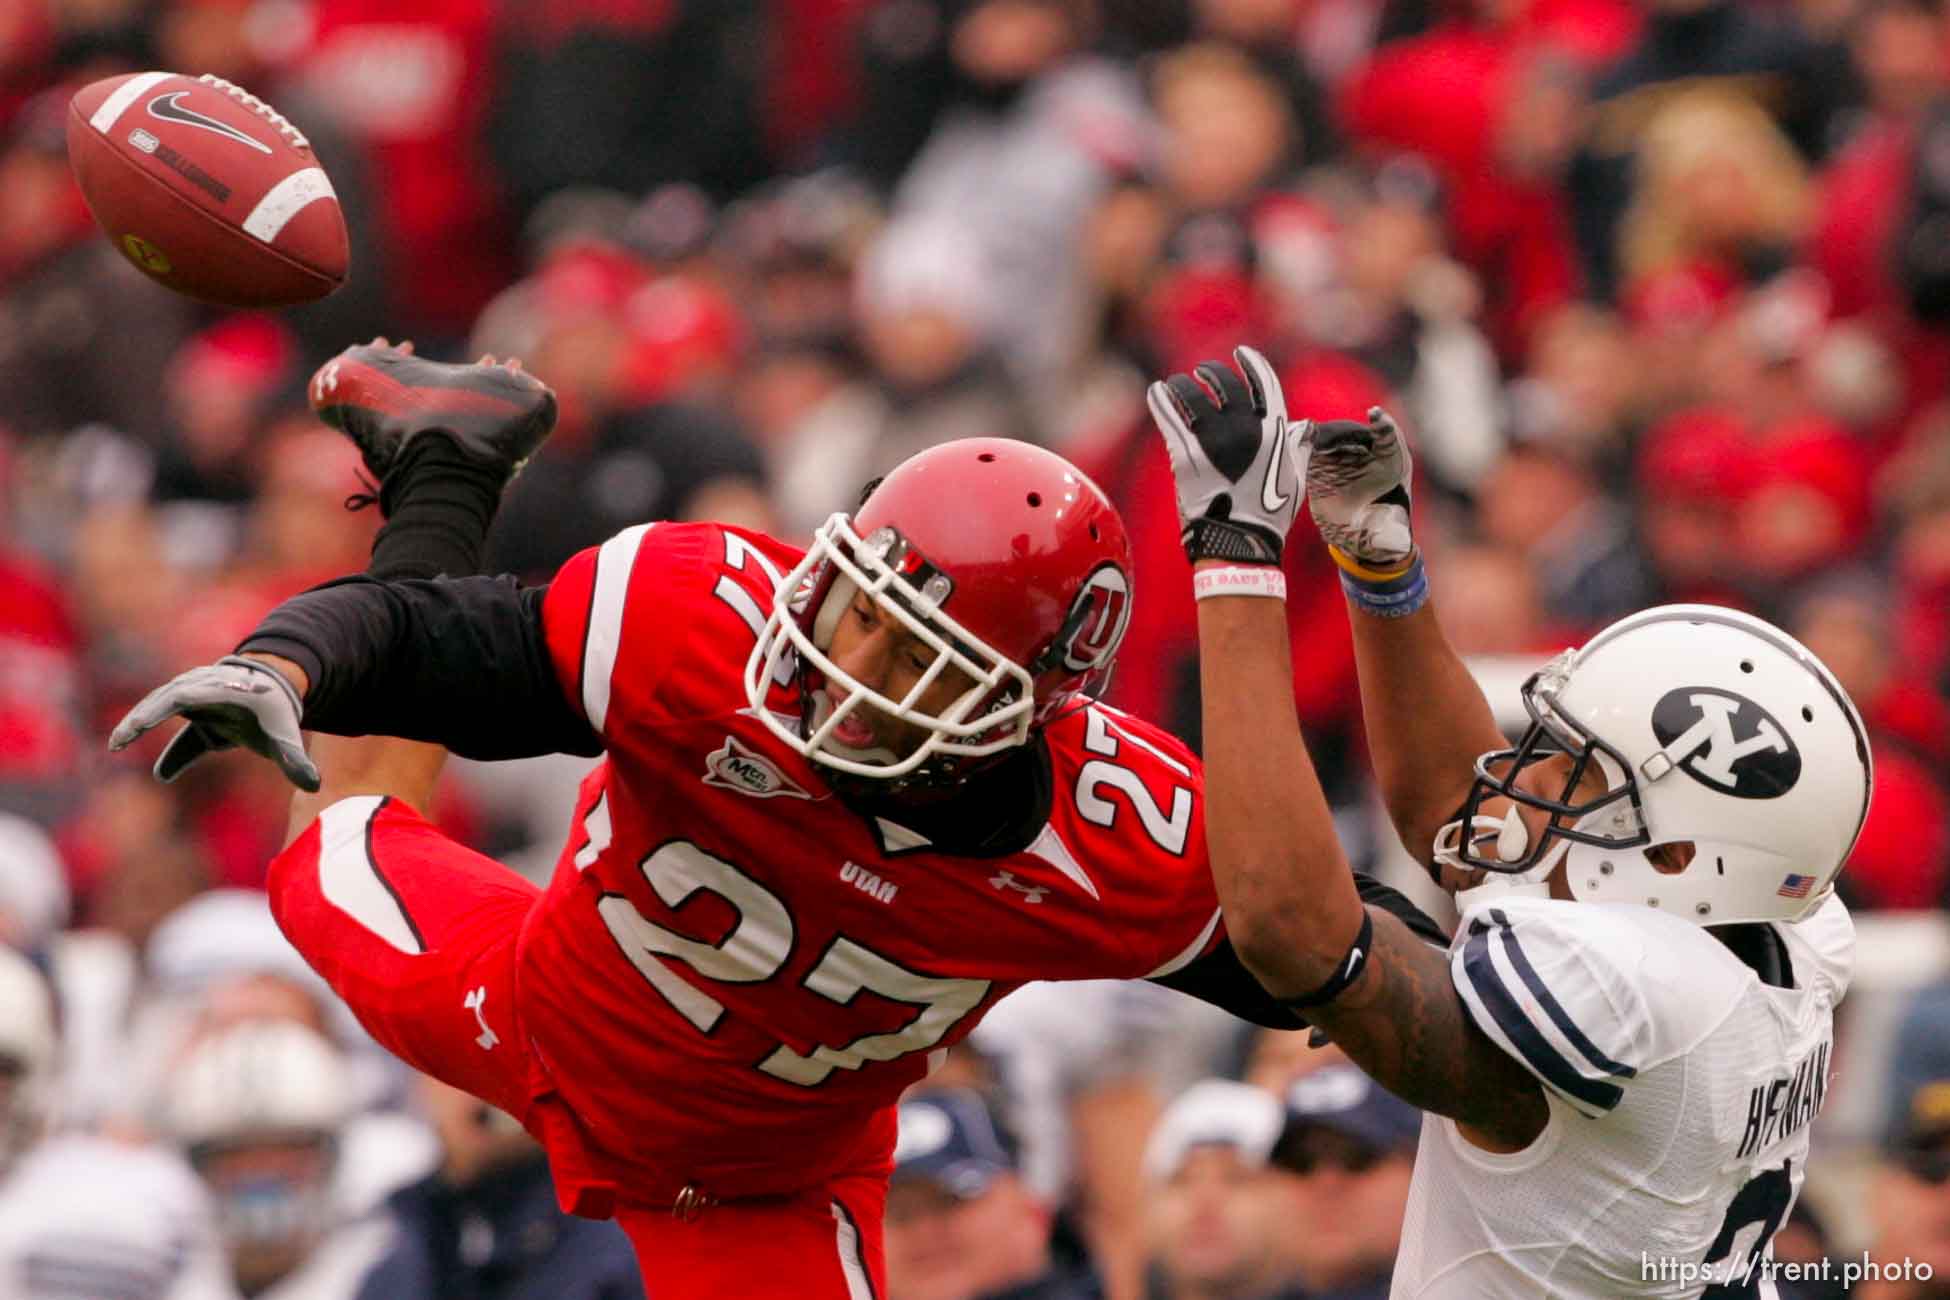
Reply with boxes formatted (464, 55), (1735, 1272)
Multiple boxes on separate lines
(514, 522), (1223, 1210)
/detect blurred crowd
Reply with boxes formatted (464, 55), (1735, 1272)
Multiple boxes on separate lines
(5, 0), (1950, 1296)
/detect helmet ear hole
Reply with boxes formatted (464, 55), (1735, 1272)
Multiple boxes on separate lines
(1647, 842), (1696, 875)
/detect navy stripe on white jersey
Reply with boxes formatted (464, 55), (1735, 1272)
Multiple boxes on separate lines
(1487, 908), (1637, 1079)
(1456, 910), (1636, 1118)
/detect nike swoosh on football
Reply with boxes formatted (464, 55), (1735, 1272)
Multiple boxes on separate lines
(146, 91), (272, 155)
(1261, 419), (1292, 514)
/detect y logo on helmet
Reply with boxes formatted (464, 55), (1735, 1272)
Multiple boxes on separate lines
(1650, 688), (1802, 798)
(1057, 565), (1134, 673)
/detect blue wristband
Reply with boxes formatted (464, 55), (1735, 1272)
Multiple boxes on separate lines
(1339, 552), (1428, 619)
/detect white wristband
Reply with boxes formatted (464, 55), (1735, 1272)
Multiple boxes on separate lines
(1193, 565), (1288, 601)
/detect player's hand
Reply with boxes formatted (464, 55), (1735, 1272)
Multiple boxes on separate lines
(108, 656), (320, 792)
(1305, 406), (1416, 571)
(1147, 345), (1308, 566)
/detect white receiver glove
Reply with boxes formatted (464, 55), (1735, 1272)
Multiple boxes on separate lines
(1146, 346), (1309, 565)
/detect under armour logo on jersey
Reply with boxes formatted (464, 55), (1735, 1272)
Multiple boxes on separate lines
(989, 871), (1049, 904)
(464, 986), (499, 1050)
(1647, 688), (1803, 799)
(312, 359), (341, 402)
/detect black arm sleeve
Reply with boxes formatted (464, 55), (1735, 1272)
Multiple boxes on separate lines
(238, 574), (603, 761)
(1149, 874), (1451, 1028)
(1152, 937), (1308, 1029)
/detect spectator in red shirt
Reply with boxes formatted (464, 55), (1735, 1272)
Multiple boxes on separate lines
(1880, 408), (1950, 686)
(1809, 0), (1947, 319)
(290, 0), (513, 338)
(1794, 581), (1950, 770)
(1338, 0), (1623, 355)
(1840, 747), (1950, 910)
(1807, 0), (1950, 431)
(1633, 406), (1757, 608)
(0, 1), (53, 135)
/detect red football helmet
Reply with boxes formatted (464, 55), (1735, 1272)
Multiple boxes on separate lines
(745, 438), (1134, 781)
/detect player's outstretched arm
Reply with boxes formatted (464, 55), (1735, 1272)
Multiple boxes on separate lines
(1151, 351), (1547, 1149)
(113, 338), (602, 787)
(1305, 412), (1507, 868)
(1196, 590), (1547, 1146)
(109, 654), (322, 790)
(112, 572), (602, 786)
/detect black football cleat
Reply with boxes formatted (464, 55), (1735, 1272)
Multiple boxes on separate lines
(308, 339), (557, 488)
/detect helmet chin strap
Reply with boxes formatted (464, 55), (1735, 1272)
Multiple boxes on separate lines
(1436, 805), (1581, 910)
(1436, 748), (1635, 911)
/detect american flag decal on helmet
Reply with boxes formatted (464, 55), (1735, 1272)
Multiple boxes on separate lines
(1777, 874), (1816, 899)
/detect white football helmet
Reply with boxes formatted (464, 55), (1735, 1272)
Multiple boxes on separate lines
(746, 438), (1134, 784)
(0, 944), (56, 1177)
(159, 1020), (350, 1255)
(158, 1019), (351, 1151)
(1437, 604), (1873, 925)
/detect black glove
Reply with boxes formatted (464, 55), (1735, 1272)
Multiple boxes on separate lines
(109, 655), (321, 792)
(1146, 345), (1308, 565)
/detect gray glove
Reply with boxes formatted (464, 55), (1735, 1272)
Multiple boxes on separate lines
(109, 655), (320, 792)
(1305, 406), (1416, 570)
(1147, 345), (1309, 565)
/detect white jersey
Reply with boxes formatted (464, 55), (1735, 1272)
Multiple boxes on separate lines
(0, 1134), (238, 1300)
(1392, 893), (1853, 1299)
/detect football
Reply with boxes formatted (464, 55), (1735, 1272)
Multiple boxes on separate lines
(65, 71), (348, 307)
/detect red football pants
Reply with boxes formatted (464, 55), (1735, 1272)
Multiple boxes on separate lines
(267, 794), (889, 1299)
(616, 1173), (887, 1300)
